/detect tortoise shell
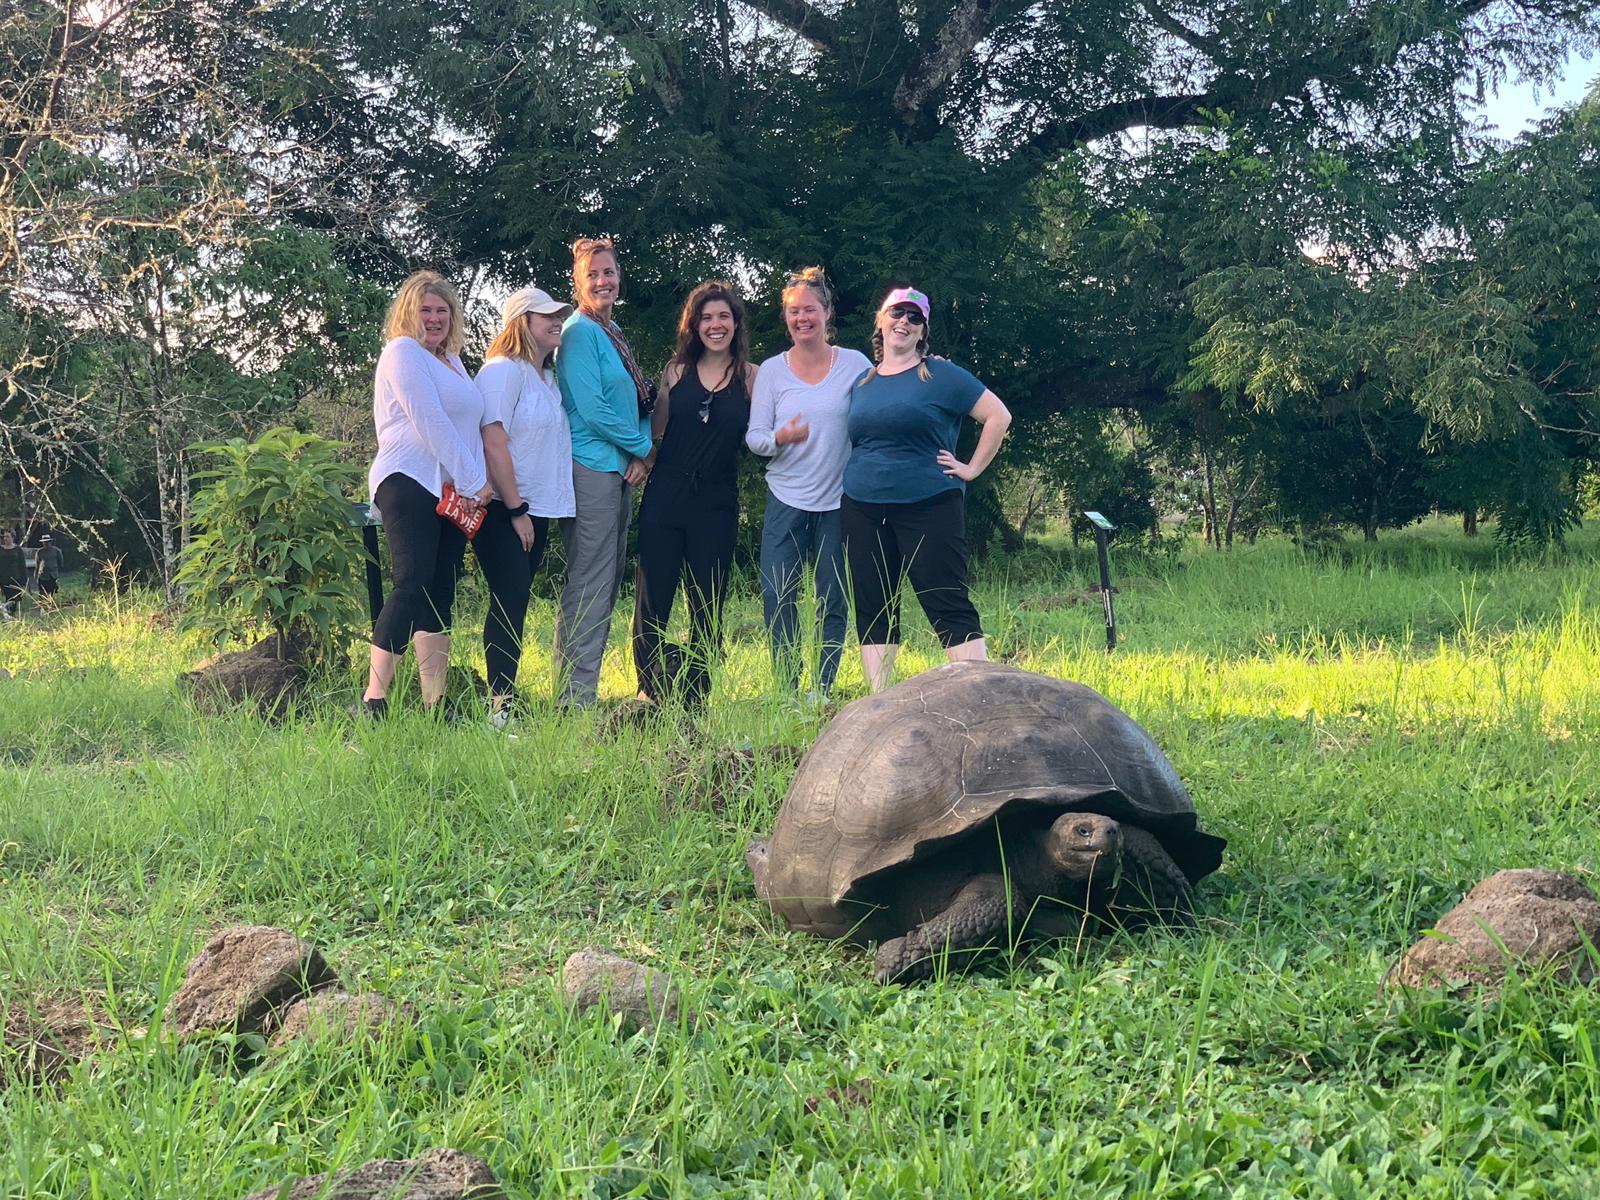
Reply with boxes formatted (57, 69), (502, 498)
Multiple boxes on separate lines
(758, 661), (1225, 939)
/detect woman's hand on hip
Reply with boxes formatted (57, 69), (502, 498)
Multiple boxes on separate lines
(512, 513), (536, 552)
(937, 450), (980, 481)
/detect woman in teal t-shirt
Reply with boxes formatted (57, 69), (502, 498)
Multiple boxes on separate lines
(841, 286), (1012, 692)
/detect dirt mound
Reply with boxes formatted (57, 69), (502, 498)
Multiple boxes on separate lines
(243, 1148), (503, 1200)
(1387, 869), (1600, 995)
(1, 995), (115, 1088)
(269, 991), (408, 1047)
(180, 630), (312, 717)
(169, 925), (337, 1038)
(664, 743), (803, 813)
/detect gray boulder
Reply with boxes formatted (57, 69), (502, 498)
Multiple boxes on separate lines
(562, 948), (683, 1033)
(169, 926), (336, 1038)
(242, 1148), (502, 1200)
(1388, 869), (1600, 995)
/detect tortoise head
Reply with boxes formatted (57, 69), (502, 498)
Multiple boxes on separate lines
(1044, 812), (1122, 881)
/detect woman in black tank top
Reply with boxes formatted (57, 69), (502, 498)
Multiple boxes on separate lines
(633, 282), (756, 707)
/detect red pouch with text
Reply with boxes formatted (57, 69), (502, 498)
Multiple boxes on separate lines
(435, 483), (485, 539)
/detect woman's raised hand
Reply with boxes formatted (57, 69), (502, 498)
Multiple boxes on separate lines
(776, 414), (810, 446)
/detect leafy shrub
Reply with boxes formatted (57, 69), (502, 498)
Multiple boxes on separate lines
(176, 428), (366, 656)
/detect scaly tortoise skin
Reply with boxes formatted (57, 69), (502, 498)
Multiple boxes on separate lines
(747, 662), (1226, 981)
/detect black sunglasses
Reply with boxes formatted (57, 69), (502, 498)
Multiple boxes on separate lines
(885, 305), (927, 326)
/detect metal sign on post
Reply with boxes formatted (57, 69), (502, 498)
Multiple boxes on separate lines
(346, 501), (385, 625)
(1083, 511), (1118, 651)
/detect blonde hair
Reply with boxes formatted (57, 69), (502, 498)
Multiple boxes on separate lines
(485, 315), (555, 372)
(861, 307), (932, 384)
(385, 271), (466, 357)
(782, 265), (833, 311)
(572, 236), (618, 313)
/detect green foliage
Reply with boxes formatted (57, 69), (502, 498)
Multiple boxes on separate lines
(176, 429), (366, 655)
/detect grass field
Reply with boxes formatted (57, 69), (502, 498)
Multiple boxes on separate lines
(3, 521), (1599, 1198)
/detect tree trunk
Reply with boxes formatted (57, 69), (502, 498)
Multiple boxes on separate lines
(1463, 507), (1478, 536)
(1200, 446), (1220, 550)
(1364, 490), (1379, 542)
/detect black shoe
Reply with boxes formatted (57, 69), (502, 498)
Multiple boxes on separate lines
(352, 696), (388, 720)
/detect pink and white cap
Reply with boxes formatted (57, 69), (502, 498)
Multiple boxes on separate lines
(878, 286), (930, 319)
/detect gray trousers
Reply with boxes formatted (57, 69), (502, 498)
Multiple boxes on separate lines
(555, 462), (633, 706)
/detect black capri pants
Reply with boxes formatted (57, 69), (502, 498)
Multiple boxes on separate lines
(841, 489), (983, 648)
(472, 500), (550, 698)
(371, 472), (468, 653)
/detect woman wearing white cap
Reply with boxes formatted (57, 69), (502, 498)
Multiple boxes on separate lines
(474, 285), (577, 723)
(842, 285), (1012, 692)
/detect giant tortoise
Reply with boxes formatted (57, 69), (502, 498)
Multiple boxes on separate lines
(747, 662), (1226, 981)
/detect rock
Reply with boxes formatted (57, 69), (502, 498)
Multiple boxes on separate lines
(562, 948), (683, 1032)
(242, 1148), (503, 1200)
(1, 996), (114, 1088)
(268, 991), (408, 1048)
(169, 926), (337, 1038)
(1387, 869), (1600, 995)
(179, 630), (311, 717)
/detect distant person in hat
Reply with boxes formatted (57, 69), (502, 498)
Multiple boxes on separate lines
(34, 533), (63, 602)
(841, 285), (1012, 692)
(0, 529), (24, 618)
(473, 284), (576, 727)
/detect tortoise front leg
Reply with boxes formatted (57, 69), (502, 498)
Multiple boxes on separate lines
(1108, 826), (1193, 927)
(874, 874), (1019, 983)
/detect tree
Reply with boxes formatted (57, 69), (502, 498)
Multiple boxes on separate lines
(1, 2), (389, 590)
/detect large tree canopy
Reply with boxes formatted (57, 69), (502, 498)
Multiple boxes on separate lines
(5, 0), (1600, 571)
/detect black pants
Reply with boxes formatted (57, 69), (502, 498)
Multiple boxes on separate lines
(632, 484), (737, 707)
(371, 472), (468, 653)
(841, 490), (983, 648)
(471, 501), (550, 699)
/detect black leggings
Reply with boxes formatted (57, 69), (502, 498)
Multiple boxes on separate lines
(471, 501), (550, 699)
(632, 485), (736, 708)
(371, 473), (468, 653)
(841, 490), (983, 648)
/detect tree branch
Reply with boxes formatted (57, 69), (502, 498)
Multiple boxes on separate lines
(893, 0), (992, 122)
(737, 0), (841, 51)
(1137, 0), (1222, 58)
(1022, 0), (1499, 161)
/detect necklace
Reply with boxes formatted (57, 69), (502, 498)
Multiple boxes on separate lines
(784, 345), (837, 384)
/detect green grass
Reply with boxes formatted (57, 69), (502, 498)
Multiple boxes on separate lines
(3, 520), (1600, 1197)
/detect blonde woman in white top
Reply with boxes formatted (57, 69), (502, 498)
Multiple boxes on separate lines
(362, 270), (491, 717)
(474, 286), (575, 722)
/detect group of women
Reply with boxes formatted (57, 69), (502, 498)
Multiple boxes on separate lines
(359, 240), (1012, 722)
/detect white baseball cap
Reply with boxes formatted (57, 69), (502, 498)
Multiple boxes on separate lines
(502, 286), (573, 325)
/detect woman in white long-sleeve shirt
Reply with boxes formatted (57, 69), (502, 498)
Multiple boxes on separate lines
(361, 270), (492, 717)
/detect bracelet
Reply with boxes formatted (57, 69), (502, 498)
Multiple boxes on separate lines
(506, 501), (530, 518)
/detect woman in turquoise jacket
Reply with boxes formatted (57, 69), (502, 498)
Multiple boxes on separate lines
(553, 237), (656, 707)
